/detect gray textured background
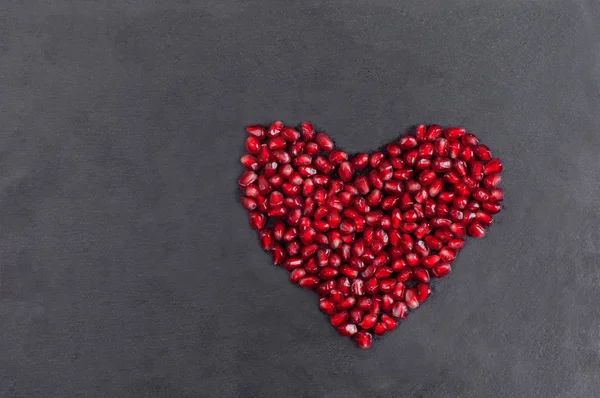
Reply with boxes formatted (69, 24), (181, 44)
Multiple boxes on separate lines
(1, 1), (599, 397)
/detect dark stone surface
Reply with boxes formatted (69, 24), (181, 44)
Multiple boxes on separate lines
(1, 1), (599, 397)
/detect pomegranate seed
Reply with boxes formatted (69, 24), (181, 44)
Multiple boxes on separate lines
(246, 124), (266, 139)
(337, 323), (358, 337)
(439, 247), (456, 262)
(445, 127), (466, 140)
(351, 278), (365, 296)
(273, 245), (286, 265)
(432, 263), (452, 278)
(249, 212), (266, 230)
(413, 267), (430, 282)
(298, 276), (319, 289)
(461, 133), (479, 146)
(315, 133), (334, 151)
(416, 283), (431, 302)
(245, 136), (261, 154)
(369, 152), (386, 167)
(373, 322), (387, 336)
(483, 174), (502, 189)
(354, 331), (373, 349)
(266, 121), (283, 137)
(392, 301), (408, 319)
(482, 201), (502, 214)
(320, 298), (337, 315)
(474, 144), (492, 160)
(484, 158), (503, 175)
(350, 308), (364, 323)
(467, 221), (486, 238)
(448, 238), (465, 250)
(305, 142), (320, 155)
(405, 288), (419, 309)
(489, 188), (504, 202)
(329, 289), (344, 303)
(359, 313), (378, 330)
(476, 211), (494, 226)
(426, 125), (442, 141)
(330, 310), (349, 326)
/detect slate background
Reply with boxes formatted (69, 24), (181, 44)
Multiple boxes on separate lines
(1, 1), (599, 397)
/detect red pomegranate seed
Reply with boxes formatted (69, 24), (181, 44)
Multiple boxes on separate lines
(351, 153), (369, 169)
(413, 267), (430, 282)
(320, 298), (337, 315)
(397, 268), (413, 283)
(266, 121), (283, 137)
(415, 124), (427, 141)
(474, 144), (492, 160)
(392, 301), (408, 319)
(315, 132), (334, 151)
(460, 146), (474, 162)
(426, 125), (442, 141)
(273, 245), (286, 265)
(337, 323), (358, 337)
(445, 127), (466, 140)
(245, 136), (261, 154)
(369, 152), (386, 168)
(421, 255), (440, 268)
(476, 211), (494, 226)
(246, 124), (266, 139)
(447, 238), (465, 250)
(432, 263), (452, 278)
(489, 188), (504, 202)
(461, 133), (479, 146)
(381, 314), (398, 331)
(405, 288), (419, 309)
(484, 158), (503, 175)
(300, 122), (314, 141)
(467, 221), (486, 238)
(373, 322), (387, 336)
(416, 283), (431, 302)
(399, 136), (418, 149)
(351, 278), (365, 296)
(249, 212), (266, 230)
(448, 140), (461, 158)
(350, 308), (364, 323)
(387, 143), (402, 157)
(439, 247), (456, 262)
(482, 201), (502, 214)
(355, 331), (373, 349)
(331, 310), (349, 326)
(483, 174), (502, 189)
(359, 313), (378, 330)
(298, 276), (319, 289)
(268, 137), (287, 151)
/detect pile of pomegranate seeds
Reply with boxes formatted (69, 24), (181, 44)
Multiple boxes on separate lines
(239, 122), (504, 348)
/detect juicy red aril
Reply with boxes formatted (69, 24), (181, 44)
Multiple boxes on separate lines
(299, 276), (320, 289)
(239, 122), (504, 348)
(467, 221), (486, 238)
(432, 263), (452, 278)
(337, 323), (358, 337)
(359, 313), (378, 330)
(355, 331), (373, 349)
(417, 283), (431, 302)
(405, 288), (419, 309)
(484, 158), (503, 175)
(392, 301), (408, 319)
(315, 132), (334, 151)
(320, 298), (337, 315)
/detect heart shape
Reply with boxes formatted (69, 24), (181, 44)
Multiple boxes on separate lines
(238, 122), (504, 348)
